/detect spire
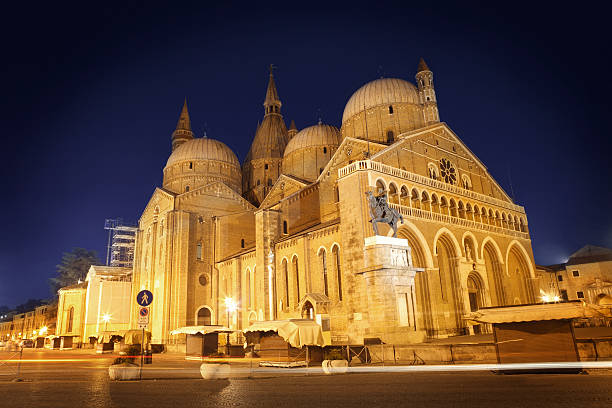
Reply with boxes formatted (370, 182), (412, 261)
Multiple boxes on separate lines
(171, 98), (194, 151)
(263, 64), (282, 115)
(417, 57), (430, 73)
(288, 119), (298, 140)
(176, 98), (191, 130)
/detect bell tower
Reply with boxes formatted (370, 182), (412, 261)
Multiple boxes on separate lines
(415, 58), (440, 125)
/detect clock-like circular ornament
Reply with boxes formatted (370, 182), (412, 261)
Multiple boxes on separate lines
(439, 158), (457, 185)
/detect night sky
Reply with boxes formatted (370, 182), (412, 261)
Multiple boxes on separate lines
(2, 2), (611, 307)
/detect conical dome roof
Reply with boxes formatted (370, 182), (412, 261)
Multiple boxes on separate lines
(245, 115), (288, 161)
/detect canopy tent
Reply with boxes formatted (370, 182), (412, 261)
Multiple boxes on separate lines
(97, 330), (151, 344)
(170, 325), (233, 336)
(243, 319), (325, 348)
(465, 301), (612, 324)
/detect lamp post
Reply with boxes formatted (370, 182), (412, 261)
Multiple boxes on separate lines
(102, 314), (112, 332)
(224, 297), (236, 356)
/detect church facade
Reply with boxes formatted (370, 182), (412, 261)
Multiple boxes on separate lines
(130, 59), (537, 347)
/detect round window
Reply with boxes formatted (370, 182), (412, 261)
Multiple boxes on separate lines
(439, 158), (457, 185)
(198, 274), (208, 286)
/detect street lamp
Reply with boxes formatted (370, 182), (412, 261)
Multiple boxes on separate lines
(102, 314), (112, 332)
(224, 297), (237, 356)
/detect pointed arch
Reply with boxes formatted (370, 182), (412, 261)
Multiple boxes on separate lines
(505, 240), (535, 279)
(480, 236), (504, 263)
(396, 222), (434, 268)
(433, 227), (462, 258)
(461, 231), (479, 261)
(482, 237), (506, 306)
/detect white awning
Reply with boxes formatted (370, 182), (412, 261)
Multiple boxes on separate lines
(465, 301), (612, 324)
(170, 325), (234, 335)
(243, 319), (325, 348)
(97, 329), (151, 344)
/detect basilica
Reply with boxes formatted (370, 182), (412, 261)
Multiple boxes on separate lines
(129, 58), (535, 347)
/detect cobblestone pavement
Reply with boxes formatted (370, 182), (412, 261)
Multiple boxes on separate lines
(1, 349), (612, 407)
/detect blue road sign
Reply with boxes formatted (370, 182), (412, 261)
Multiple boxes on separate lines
(137, 290), (153, 307)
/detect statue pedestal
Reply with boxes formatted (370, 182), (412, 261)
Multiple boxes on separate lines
(355, 235), (426, 344)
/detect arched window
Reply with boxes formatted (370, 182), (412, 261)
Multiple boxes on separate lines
(320, 249), (329, 297)
(334, 186), (339, 202)
(388, 105), (394, 114)
(265, 163), (269, 170)
(323, 147), (327, 154)
(282, 259), (289, 309)
(67, 307), (74, 333)
(197, 307), (211, 325)
(462, 174), (472, 190)
(257, 180), (261, 186)
(292, 256), (300, 305)
(387, 131), (394, 143)
(283, 220), (288, 234)
(241, 239), (245, 249)
(400, 186), (409, 205)
(333, 245), (342, 301)
(428, 163), (439, 180)
(246, 268), (252, 309)
(388, 183), (398, 204)
(185, 185), (190, 192)
(267, 178), (273, 186)
(196, 242), (202, 260)
(189, 162), (193, 169)
(376, 179), (386, 195)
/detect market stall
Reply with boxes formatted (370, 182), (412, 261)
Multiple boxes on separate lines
(243, 319), (326, 365)
(170, 325), (234, 359)
(465, 301), (612, 369)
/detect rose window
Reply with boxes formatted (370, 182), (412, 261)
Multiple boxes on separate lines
(439, 158), (457, 185)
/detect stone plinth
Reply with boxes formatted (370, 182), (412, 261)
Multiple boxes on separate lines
(354, 235), (426, 344)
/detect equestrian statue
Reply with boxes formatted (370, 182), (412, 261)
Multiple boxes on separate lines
(365, 190), (404, 237)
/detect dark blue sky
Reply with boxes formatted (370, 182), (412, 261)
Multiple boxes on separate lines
(1, 2), (611, 307)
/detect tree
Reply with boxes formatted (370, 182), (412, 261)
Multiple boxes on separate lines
(14, 299), (45, 313)
(49, 248), (100, 295)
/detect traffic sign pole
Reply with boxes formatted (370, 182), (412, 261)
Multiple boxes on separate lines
(135, 290), (153, 381)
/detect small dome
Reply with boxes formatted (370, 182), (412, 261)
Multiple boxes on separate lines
(165, 137), (239, 169)
(284, 123), (341, 158)
(342, 78), (419, 123)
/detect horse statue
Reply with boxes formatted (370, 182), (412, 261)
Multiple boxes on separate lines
(365, 191), (404, 237)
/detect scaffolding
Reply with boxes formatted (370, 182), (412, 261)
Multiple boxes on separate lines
(104, 218), (137, 268)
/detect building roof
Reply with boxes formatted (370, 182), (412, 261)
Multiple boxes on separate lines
(342, 78), (420, 123)
(567, 245), (612, 265)
(165, 137), (240, 168)
(283, 122), (340, 157)
(466, 301), (612, 324)
(58, 281), (88, 291)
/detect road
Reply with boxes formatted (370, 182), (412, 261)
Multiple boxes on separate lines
(1, 349), (611, 407)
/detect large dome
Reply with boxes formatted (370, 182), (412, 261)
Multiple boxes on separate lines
(166, 137), (240, 168)
(163, 137), (242, 194)
(342, 78), (419, 123)
(284, 123), (340, 157)
(282, 123), (341, 182)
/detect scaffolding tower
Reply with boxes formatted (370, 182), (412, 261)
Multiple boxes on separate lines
(104, 218), (137, 268)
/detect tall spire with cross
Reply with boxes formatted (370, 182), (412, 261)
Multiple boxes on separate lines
(264, 64), (282, 115)
(242, 65), (289, 206)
